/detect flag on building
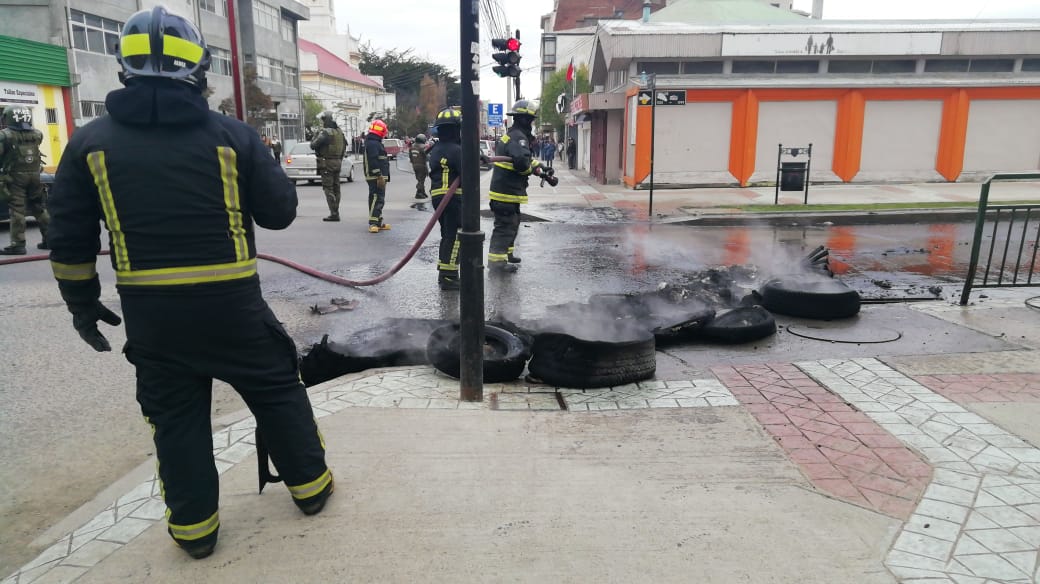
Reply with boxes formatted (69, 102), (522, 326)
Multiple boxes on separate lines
(566, 59), (574, 82)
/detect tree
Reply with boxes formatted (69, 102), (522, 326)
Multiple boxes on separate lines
(302, 93), (323, 128)
(359, 44), (460, 136)
(217, 65), (273, 130)
(539, 64), (591, 139)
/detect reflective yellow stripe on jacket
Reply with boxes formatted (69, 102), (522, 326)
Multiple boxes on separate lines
(217, 147), (249, 262)
(116, 259), (257, 286)
(51, 261), (98, 282)
(87, 151), (130, 271)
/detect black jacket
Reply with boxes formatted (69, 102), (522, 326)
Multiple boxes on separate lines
(363, 133), (389, 180)
(489, 125), (541, 204)
(427, 138), (462, 197)
(48, 79), (296, 293)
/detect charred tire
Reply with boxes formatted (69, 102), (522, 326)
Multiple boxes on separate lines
(699, 306), (776, 344)
(426, 323), (528, 383)
(649, 307), (716, 347)
(528, 329), (656, 389)
(758, 275), (860, 319)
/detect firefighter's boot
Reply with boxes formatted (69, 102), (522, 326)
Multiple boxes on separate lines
(438, 271), (460, 291)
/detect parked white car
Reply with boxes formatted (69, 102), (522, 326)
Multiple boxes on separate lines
(282, 142), (354, 184)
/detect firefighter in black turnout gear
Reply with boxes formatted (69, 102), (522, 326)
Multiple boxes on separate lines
(364, 119), (391, 233)
(46, 6), (331, 560)
(427, 108), (465, 291)
(310, 110), (346, 221)
(488, 100), (556, 273)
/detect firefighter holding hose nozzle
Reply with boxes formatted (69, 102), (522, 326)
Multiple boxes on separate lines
(427, 107), (465, 291)
(487, 99), (557, 274)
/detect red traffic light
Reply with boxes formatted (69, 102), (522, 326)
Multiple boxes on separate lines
(492, 37), (521, 52)
(507, 38), (520, 51)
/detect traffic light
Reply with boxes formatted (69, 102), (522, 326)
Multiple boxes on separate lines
(491, 36), (521, 78)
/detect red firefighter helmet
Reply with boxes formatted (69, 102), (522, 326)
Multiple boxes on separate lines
(368, 119), (388, 138)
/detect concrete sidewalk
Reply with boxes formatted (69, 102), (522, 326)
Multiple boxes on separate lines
(8, 287), (1040, 583)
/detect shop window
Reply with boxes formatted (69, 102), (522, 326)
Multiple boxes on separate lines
(828, 60), (871, 74)
(872, 60), (916, 74)
(776, 60), (819, 74)
(636, 62), (680, 75)
(1023, 59), (1040, 72)
(732, 60), (776, 74)
(925, 59), (969, 73)
(70, 9), (122, 56)
(969, 59), (1014, 73)
(682, 61), (723, 74)
(46, 108), (57, 124)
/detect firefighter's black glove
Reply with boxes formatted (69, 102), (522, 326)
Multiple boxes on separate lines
(58, 277), (122, 352)
(543, 167), (556, 177)
(543, 175), (560, 187)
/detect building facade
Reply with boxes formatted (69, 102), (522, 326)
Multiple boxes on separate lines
(581, 19), (1040, 186)
(0, 0), (309, 140)
(0, 35), (73, 172)
(298, 38), (394, 141)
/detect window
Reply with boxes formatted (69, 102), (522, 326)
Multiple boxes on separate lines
(872, 59), (916, 74)
(70, 10), (122, 55)
(1024, 59), (1040, 72)
(828, 60), (872, 74)
(636, 62), (680, 75)
(46, 108), (57, 124)
(776, 60), (819, 74)
(969, 59), (1014, 73)
(542, 37), (556, 59)
(200, 0), (226, 17)
(210, 47), (232, 76)
(732, 60), (775, 74)
(253, 1), (279, 31)
(280, 15), (295, 42)
(280, 121), (301, 141)
(542, 69), (554, 85)
(255, 55), (283, 84)
(682, 61), (723, 74)
(80, 101), (107, 119)
(925, 59), (969, 73)
(285, 66), (298, 89)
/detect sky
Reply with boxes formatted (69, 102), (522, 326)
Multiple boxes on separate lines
(334, 0), (1040, 108)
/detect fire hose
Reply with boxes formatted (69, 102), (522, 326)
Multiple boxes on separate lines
(0, 157), (557, 283)
(0, 177), (461, 287)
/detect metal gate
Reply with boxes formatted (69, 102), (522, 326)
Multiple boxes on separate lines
(960, 172), (1040, 305)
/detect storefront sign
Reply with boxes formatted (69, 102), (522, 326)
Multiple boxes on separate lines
(570, 93), (588, 115)
(637, 91), (686, 106)
(0, 81), (40, 105)
(721, 32), (942, 57)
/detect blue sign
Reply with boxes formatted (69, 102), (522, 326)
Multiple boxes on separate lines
(487, 103), (503, 127)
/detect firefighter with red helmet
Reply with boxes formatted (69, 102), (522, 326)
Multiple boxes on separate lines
(364, 119), (391, 233)
(487, 99), (556, 273)
(46, 6), (331, 560)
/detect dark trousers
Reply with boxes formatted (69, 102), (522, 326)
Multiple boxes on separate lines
(6, 173), (50, 246)
(432, 193), (461, 272)
(488, 200), (520, 263)
(367, 179), (386, 226)
(413, 166), (428, 196)
(320, 158), (342, 215)
(121, 281), (327, 543)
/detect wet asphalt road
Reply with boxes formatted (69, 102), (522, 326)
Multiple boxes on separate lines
(0, 162), (1021, 573)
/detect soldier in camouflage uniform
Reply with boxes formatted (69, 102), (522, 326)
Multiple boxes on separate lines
(0, 105), (50, 254)
(409, 133), (429, 200)
(309, 110), (346, 222)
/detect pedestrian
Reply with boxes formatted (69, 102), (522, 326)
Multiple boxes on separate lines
(558, 140), (565, 161)
(427, 108), (464, 290)
(409, 133), (429, 200)
(310, 110), (346, 222)
(0, 105), (50, 254)
(487, 100), (555, 273)
(363, 119), (391, 233)
(271, 135), (282, 163)
(542, 139), (556, 169)
(566, 137), (577, 169)
(46, 6), (331, 560)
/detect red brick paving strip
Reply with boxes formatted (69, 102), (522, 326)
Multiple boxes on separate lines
(713, 364), (932, 519)
(914, 373), (1040, 403)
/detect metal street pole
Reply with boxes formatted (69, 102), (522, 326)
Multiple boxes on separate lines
(458, 0), (485, 402)
(648, 73), (656, 219)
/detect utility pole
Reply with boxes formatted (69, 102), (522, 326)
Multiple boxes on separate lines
(458, 0), (485, 402)
(505, 25), (513, 112)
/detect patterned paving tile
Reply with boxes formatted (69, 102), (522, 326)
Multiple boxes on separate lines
(715, 364), (930, 519)
(914, 373), (1040, 403)
(799, 358), (1040, 583)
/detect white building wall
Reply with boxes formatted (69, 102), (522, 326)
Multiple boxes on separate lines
(859, 100), (944, 182)
(605, 109), (623, 183)
(555, 33), (596, 71)
(654, 102), (733, 184)
(753, 101), (838, 183)
(963, 100), (1040, 176)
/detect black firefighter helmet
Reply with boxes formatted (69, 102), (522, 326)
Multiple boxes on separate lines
(116, 5), (211, 89)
